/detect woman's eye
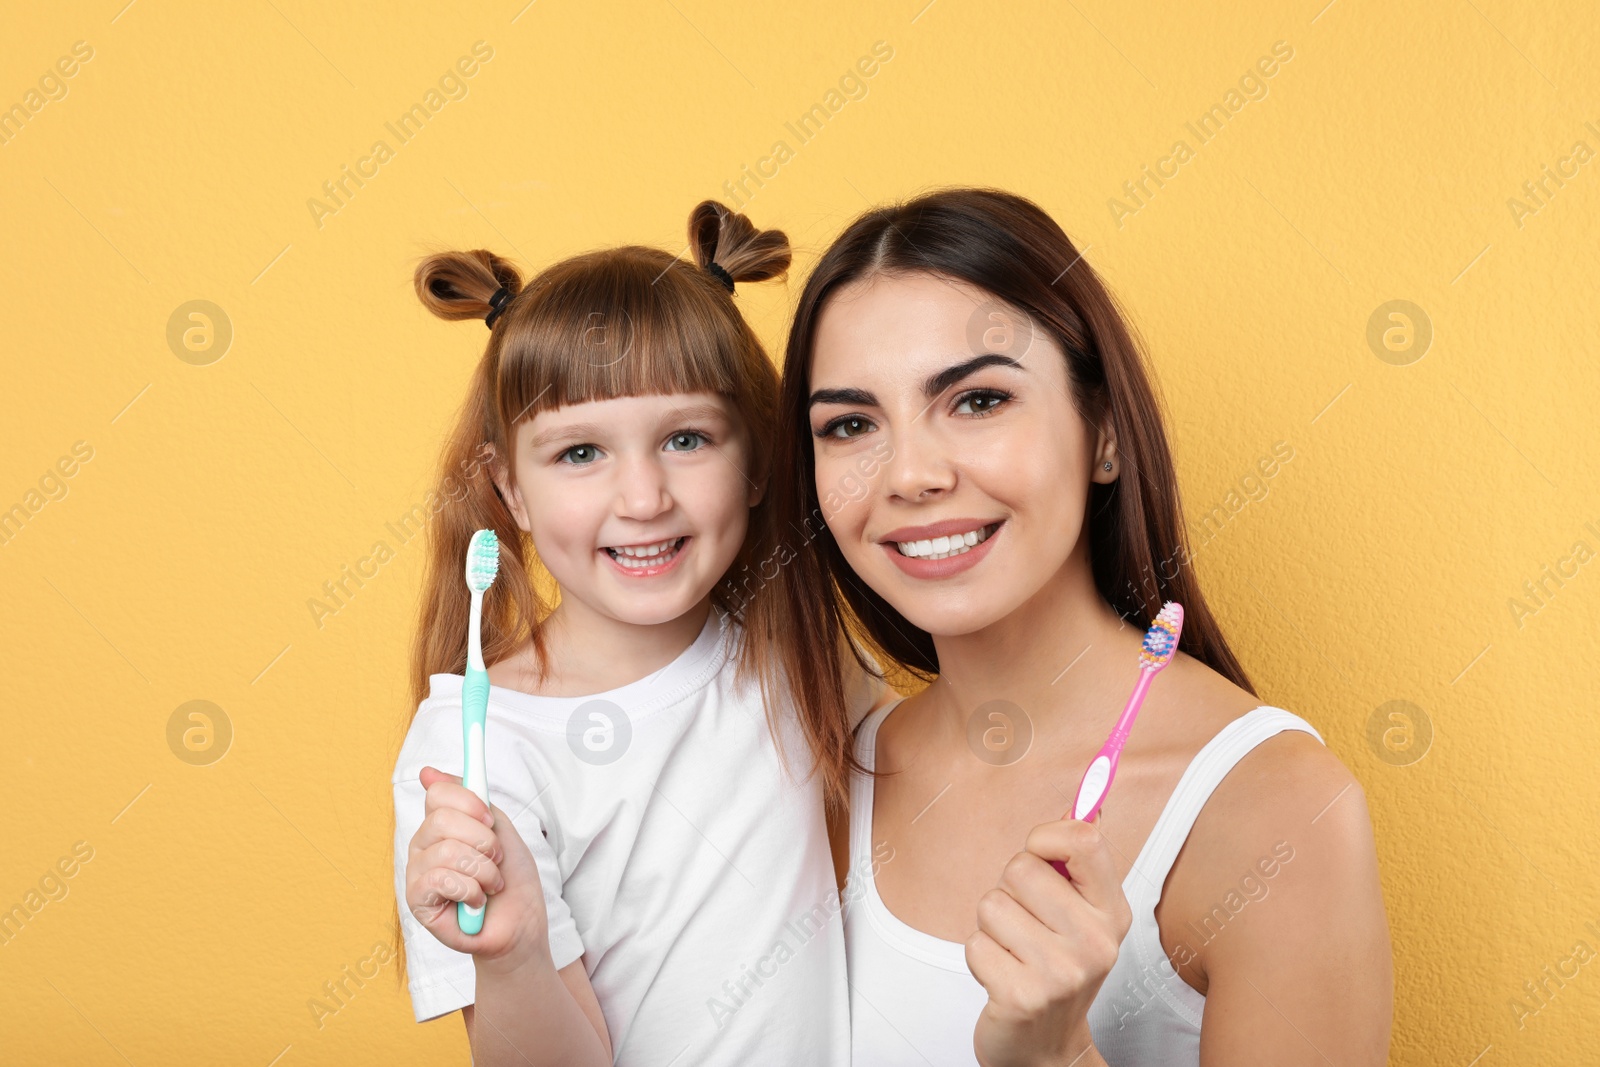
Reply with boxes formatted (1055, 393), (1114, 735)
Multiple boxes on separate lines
(665, 431), (708, 452)
(818, 415), (875, 439)
(953, 389), (1012, 416)
(560, 444), (601, 465)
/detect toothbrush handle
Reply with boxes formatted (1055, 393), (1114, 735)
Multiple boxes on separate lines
(1049, 747), (1120, 879)
(457, 664), (491, 934)
(1050, 668), (1157, 878)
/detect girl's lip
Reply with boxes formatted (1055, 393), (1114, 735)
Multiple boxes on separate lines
(880, 522), (1002, 579)
(600, 536), (689, 579)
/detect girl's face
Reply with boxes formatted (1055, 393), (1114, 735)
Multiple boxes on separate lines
(496, 391), (763, 627)
(808, 271), (1114, 637)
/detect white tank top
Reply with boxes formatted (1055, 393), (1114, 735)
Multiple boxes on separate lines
(843, 699), (1324, 1066)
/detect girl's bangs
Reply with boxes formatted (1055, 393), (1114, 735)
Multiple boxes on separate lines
(496, 253), (741, 426)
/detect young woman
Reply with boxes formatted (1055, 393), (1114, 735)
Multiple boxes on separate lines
(754, 187), (1393, 1065)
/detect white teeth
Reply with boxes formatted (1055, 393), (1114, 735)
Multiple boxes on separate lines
(894, 524), (995, 559)
(606, 537), (683, 567)
(616, 538), (676, 558)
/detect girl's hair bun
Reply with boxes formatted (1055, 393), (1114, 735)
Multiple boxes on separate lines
(413, 248), (524, 322)
(688, 200), (791, 289)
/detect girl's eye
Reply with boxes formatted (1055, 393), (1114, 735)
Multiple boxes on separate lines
(665, 431), (708, 452)
(560, 444), (601, 465)
(816, 415), (876, 440)
(953, 389), (1012, 417)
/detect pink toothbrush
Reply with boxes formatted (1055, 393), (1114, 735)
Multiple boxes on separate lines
(1052, 602), (1184, 875)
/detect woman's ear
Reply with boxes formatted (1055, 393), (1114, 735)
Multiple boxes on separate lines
(747, 472), (768, 508)
(485, 441), (533, 533)
(1091, 409), (1120, 485)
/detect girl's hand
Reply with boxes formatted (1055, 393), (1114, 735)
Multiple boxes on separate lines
(404, 765), (552, 974)
(965, 818), (1132, 1067)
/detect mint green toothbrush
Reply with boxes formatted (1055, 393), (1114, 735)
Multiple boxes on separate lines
(459, 528), (500, 935)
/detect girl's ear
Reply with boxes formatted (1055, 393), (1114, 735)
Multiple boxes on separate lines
(747, 472), (767, 508)
(485, 441), (533, 533)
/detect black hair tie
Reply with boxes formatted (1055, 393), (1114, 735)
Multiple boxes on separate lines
(704, 262), (736, 293)
(484, 285), (513, 329)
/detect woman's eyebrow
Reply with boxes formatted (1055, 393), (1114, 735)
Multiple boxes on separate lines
(808, 354), (1025, 410)
(923, 353), (1025, 398)
(809, 386), (878, 408)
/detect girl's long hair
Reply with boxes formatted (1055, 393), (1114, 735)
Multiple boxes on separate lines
(749, 186), (1257, 801)
(392, 201), (790, 990)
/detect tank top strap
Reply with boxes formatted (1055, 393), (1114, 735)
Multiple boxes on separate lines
(1125, 706), (1324, 910)
(848, 698), (901, 873)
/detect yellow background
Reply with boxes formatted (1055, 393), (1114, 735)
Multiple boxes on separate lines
(3, 1), (1596, 1063)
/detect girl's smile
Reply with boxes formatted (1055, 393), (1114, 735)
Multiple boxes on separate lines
(494, 390), (763, 628)
(602, 535), (690, 577)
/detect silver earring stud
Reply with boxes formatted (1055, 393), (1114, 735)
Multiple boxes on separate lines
(1103, 461), (1113, 471)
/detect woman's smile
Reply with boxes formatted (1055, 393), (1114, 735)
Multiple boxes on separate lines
(808, 271), (1094, 635)
(878, 519), (1004, 577)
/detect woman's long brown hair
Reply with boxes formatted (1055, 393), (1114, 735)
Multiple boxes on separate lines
(391, 200), (790, 990)
(749, 186), (1258, 809)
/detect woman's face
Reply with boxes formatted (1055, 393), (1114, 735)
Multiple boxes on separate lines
(808, 271), (1112, 637)
(495, 391), (762, 627)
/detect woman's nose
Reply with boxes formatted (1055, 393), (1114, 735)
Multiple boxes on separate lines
(881, 420), (957, 502)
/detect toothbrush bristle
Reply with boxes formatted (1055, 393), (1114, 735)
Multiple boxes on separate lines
(1139, 601), (1184, 670)
(465, 529), (500, 592)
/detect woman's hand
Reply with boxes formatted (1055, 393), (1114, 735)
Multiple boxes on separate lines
(965, 817), (1132, 1067)
(404, 765), (552, 974)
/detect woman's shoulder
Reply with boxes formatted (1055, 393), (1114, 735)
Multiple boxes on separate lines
(1147, 668), (1390, 1053)
(1193, 717), (1362, 841)
(1158, 660), (1379, 970)
(1199, 654), (1351, 800)
(1162, 652), (1362, 837)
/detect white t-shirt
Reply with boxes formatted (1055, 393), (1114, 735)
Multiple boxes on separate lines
(392, 607), (883, 1064)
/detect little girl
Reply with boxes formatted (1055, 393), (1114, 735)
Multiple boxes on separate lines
(388, 202), (887, 1065)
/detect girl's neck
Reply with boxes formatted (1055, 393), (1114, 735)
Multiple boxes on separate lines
(918, 544), (1144, 748)
(520, 594), (715, 698)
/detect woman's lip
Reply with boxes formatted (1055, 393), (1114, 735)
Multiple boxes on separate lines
(880, 522), (1002, 579)
(878, 518), (1004, 543)
(601, 536), (689, 579)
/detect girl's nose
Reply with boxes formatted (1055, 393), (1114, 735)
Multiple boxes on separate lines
(614, 455), (672, 519)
